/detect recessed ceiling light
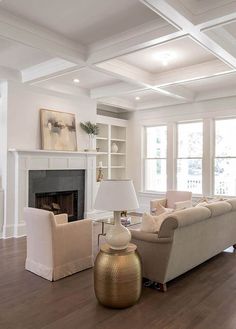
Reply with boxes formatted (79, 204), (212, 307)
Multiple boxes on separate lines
(73, 78), (80, 84)
(153, 52), (176, 66)
(135, 96), (141, 101)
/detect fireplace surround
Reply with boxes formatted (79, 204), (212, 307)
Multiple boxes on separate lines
(29, 170), (85, 221)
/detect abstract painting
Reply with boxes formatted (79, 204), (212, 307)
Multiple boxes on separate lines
(40, 109), (77, 151)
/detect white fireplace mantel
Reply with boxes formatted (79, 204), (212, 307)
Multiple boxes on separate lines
(3, 148), (99, 238)
(8, 148), (101, 155)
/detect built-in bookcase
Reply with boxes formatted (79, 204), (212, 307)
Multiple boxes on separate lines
(96, 115), (127, 181)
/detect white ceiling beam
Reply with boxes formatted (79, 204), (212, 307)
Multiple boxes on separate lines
(0, 9), (86, 65)
(96, 59), (154, 86)
(95, 59), (193, 101)
(90, 82), (148, 99)
(204, 27), (236, 58)
(21, 58), (80, 83)
(141, 0), (236, 68)
(98, 97), (135, 111)
(31, 80), (89, 98)
(153, 59), (232, 87)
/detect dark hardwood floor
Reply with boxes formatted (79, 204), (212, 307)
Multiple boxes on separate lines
(1, 234), (236, 329)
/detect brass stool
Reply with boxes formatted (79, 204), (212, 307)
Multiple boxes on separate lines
(94, 243), (142, 308)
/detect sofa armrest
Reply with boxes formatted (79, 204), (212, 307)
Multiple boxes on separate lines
(130, 229), (172, 244)
(54, 213), (68, 225)
(158, 217), (178, 238)
(53, 219), (93, 266)
(150, 198), (167, 213)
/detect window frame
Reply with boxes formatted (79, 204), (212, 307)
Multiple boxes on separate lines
(176, 120), (203, 195)
(213, 117), (236, 196)
(144, 124), (167, 193)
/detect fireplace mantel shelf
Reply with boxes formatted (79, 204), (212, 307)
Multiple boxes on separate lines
(8, 148), (103, 155)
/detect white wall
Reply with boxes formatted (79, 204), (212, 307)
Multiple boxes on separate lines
(7, 81), (97, 150)
(0, 82), (8, 235)
(127, 96), (236, 212)
(1, 81), (97, 238)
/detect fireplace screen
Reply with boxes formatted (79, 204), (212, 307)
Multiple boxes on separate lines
(35, 190), (78, 220)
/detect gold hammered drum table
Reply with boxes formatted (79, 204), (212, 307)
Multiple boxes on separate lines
(94, 243), (142, 308)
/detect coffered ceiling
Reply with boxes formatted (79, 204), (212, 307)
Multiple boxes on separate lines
(0, 0), (236, 112)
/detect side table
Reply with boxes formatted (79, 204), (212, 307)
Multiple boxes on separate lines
(94, 243), (142, 308)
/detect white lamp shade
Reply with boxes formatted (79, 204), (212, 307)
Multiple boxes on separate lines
(94, 179), (139, 211)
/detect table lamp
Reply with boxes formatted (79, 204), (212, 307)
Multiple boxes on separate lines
(94, 179), (139, 250)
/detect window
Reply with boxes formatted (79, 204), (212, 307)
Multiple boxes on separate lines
(144, 126), (167, 192)
(214, 119), (236, 195)
(177, 122), (203, 194)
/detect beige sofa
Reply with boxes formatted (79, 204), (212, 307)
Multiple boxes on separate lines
(130, 199), (236, 291)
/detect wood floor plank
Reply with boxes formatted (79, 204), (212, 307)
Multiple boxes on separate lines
(1, 237), (236, 329)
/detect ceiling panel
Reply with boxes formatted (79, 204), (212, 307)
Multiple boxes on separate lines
(119, 37), (216, 74)
(179, 0), (236, 15)
(179, 72), (236, 94)
(35, 68), (119, 90)
(0, 37), (52, 70)
(0, 0), (162, 45)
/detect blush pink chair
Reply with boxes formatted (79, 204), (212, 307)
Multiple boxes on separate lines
(24, 207), (93, 281)
(150, 190), (192, 214)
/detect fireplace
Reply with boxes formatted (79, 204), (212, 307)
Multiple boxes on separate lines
(29, 170), (85, 221)
(35, 190), (78, 219)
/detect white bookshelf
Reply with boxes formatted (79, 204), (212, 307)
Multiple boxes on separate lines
(96, 115), (127, 181)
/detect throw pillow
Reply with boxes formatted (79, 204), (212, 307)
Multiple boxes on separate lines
(195, 201), (209, 207)
(154, 203), (167, 215)
(140, 213), (157, 233)
(174, 200), (192, 210)
(140, 212), (172, 233)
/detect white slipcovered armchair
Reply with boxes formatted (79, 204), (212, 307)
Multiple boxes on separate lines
(150, 190), (192, 214)
(24, 207), (93, 281)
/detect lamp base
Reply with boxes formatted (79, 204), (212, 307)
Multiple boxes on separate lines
(105, 211), (131, 250)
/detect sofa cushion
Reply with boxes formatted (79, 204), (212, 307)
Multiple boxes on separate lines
(205, 201), (232, 217)
(168, 206), (211, 228)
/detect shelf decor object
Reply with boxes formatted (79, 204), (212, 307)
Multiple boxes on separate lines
(97, 162), (104, 182)
(80, 121), (99, 151)
(94, 179), (139, 250)
(111, 142), (118, 153)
